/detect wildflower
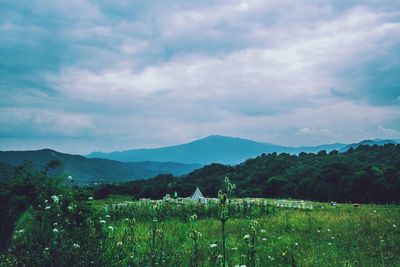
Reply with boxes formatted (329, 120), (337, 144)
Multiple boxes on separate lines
(88, 197), (94, 201)
(73, 243), (80, 249)
(45, 206), (51, 210)
(262, 238), (267, 241)
(100, 220), (106, 224)
(44, 199), (48, 204)
(53, 222), (58, 226)
(244, 234), (250, 240)
(51, 195), (59, 204)
(210, 244), (218, 249)
(105, 215), (111, 218)
(53, 228), (58, 233)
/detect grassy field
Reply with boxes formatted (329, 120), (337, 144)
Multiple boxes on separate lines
(3, 194), (399, 267)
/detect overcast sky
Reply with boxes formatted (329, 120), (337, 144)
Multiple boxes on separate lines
(1, 0), (400, 154)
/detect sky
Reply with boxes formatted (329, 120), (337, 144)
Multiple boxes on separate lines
(1, 0), (400, 154)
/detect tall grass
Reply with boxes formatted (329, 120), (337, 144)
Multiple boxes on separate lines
(1, 195), (399, 266)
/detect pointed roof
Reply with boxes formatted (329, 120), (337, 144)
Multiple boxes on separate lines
(191, 187), (204, 200)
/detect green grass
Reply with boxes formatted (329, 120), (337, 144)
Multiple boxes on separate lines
(95, 198), (400, 266)
(2, 196), (400, 266)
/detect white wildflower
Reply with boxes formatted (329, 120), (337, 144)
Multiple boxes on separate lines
(51, 195), (59, 204)
(73, 243), (80, 249)
(45, 206), (51, 210)
(105, 215), (111, 218)
(210, 244), (218, 249)
(100, 220), (106, 224)
(244, 234), (250, 240)
(53, 228), (58, 233)
(88, 197), (94, 201)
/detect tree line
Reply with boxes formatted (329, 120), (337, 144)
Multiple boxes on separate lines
(96, 144), (400, 203)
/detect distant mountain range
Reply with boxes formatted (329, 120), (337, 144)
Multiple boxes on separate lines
(88, 135), (349, 164)
(0, 149), (201, 184)
(1, 136), (398, 184)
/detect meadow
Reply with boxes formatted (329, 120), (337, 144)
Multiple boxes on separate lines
(1, 193), (399, 267)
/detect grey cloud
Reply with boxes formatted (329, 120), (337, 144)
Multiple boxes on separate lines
(1, 0), (400, 152)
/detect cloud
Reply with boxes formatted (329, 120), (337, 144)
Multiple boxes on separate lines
(0, 0), (400, 153)
(377, 125), (400, 139)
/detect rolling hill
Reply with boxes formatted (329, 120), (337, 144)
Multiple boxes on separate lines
(339, 139), (399, 152)
(0, 149), (201, 184)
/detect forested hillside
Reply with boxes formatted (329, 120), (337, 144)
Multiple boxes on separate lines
(0, 149), (200, 184)
(105, 144), (400, 203)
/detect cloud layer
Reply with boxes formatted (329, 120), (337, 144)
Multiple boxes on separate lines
(1, 0), (400, 153)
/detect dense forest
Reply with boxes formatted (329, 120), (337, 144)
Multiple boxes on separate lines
(98, 144), (400, 203)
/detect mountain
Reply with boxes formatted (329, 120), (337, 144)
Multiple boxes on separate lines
(340, 139), (399, 152)
(88, 135), (346, 165)
(0, 149), (201, 184)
